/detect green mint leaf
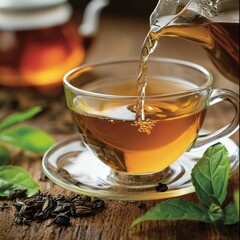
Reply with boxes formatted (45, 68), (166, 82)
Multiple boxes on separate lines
(130, 198), (211, 228)
(234, 191), (239, 215)
(208, 203), (224, 222)
(0, 106), (42, 131)
(0, 165), (41, 197)
(0, 125), (55, 154)
(208, 203), (224, 230)
(191, 143), (230, 208)
(224, 202), (239, 225)
(0, 144), (10, 165)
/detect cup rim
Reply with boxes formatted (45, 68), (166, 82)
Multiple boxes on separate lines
(63, 58), (213, 100)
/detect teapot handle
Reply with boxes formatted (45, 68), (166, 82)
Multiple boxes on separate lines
(79, 0), (109, 37)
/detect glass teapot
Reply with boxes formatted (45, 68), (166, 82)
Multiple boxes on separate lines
(149, 0), (239, 84)
(0, 0), (108, 88)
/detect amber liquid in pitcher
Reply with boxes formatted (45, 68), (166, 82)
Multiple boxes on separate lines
(149, 10), (239, 83)
(160, 21), (239, 83)
(69, 79), (206, 174)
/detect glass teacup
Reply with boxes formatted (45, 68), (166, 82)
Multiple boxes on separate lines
(63, 58), (239, 182)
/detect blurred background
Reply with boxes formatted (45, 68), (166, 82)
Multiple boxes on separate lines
(69, 0), (157, 16)
(0, 0), (157, 89)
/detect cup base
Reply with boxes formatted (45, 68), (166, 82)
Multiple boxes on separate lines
(110, 167), (171, 186)
(42, 133), (239, 201)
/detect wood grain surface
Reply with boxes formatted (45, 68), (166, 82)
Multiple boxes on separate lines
(0, 13), (239, 240)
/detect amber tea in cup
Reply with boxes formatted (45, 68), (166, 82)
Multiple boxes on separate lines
(64, 59), (239, 175)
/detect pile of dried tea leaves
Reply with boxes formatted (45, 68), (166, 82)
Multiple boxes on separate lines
(12, 191), (105, 226)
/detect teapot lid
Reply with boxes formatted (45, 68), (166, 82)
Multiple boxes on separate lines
(0, 0), (67, 10)
(0, 3), (72, 30)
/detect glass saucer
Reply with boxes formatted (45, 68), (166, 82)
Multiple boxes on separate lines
(42, 134), (239, 201)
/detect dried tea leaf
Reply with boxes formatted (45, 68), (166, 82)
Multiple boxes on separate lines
(12, 192), (105, 226)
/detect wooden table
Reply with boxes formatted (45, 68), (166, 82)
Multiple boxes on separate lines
(0, 12), (239, 240)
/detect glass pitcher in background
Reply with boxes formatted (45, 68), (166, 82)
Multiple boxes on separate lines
(0, 0), (109, 88)
(149, 0), (239, 84)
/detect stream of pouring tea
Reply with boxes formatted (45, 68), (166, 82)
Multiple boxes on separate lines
(134, 1), (180, 134)
(135, 32), (159, 122)
(133, 31), (159, 134)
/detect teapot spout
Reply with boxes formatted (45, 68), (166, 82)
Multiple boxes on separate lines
(150, 0), (191, 29)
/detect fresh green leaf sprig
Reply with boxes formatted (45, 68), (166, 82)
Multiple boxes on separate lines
(131, 143), (239, 230)
(0, 165), (41, 197)
(0, 106), (55, 165)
